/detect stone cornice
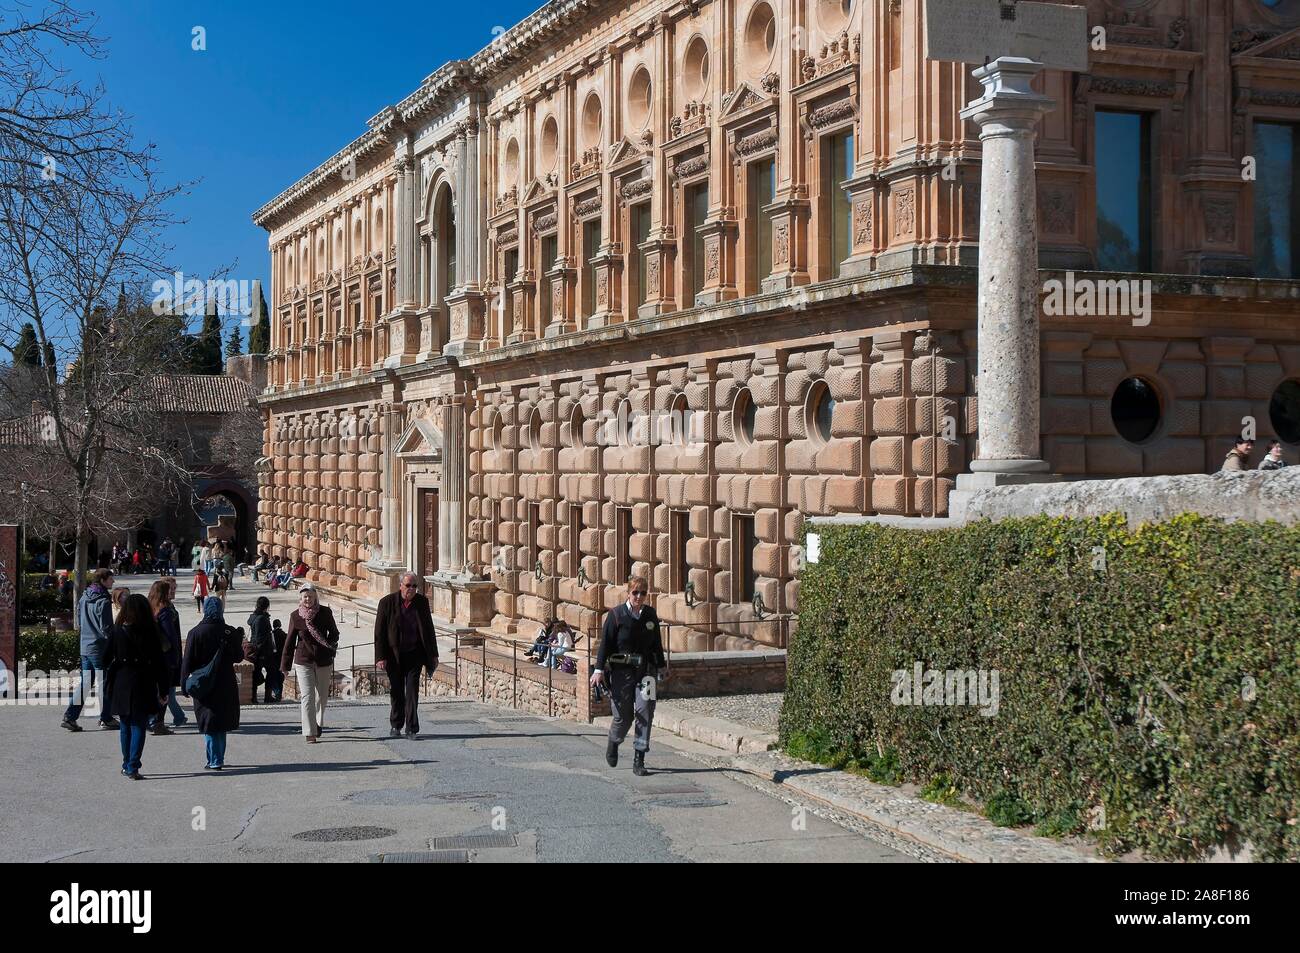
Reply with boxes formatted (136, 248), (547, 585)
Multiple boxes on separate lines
(253, 3), (618, 234)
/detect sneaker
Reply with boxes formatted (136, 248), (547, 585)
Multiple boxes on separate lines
(172, 720), (187, 728)
(306, 736), (318, 744)
(99, 718), (120, 730)
(60, 718), (82, 733)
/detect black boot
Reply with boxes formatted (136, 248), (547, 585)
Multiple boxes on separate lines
(605, 740), (619, 767)
(633, 750), (648, 776)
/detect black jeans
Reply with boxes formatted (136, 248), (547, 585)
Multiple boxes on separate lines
(389, 652), (427, 734)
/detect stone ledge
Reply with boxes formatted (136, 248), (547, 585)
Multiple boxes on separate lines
(730, 750), (1101, 864)
(964, 468), (1300, 527)
(667, 650), (787, 666)
(649, 701), (778, 754)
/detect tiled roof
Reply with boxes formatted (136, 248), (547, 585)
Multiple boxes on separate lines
(0, 375), (256, 447)
(143, 374), (256, 414)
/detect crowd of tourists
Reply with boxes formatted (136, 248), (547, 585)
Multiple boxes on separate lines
(55, 560), (668, 781)
(57, 567), (332, 777)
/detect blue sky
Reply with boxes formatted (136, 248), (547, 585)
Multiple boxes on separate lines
(65, 0), (541, 331)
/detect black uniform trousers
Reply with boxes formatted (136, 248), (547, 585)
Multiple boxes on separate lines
(607, 665), (655, 752)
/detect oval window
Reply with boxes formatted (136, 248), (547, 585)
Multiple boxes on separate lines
(1110, 377), (1162, 443)
(1269, 378), (1300, 444)
(808, 381), (835, 443)
(734, 387), (757, 445)
(528, 409), (543, 452)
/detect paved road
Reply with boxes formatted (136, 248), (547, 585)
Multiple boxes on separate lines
(0, 693), (915, 863)
(5, 572), (914, 862)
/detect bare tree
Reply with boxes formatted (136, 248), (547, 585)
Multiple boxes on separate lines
(0, 2), (192, 610)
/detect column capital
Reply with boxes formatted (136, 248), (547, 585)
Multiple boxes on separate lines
(959, 57), (1055, 135)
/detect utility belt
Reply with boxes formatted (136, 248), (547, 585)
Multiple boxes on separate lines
(607, 653), (645, 668)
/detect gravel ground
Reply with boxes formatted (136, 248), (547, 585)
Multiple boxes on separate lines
(665, 693), (783, 734)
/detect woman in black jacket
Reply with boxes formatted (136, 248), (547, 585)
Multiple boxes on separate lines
(246, 596), (276, 705)
(181, 596), (243, 770)
(280, 585), (339, 742)
(102, 594), (170, 780)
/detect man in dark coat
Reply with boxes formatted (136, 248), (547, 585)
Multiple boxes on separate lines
(373, 572), (439, 739)
(590, 576), (665, 776)
(181, 597), (243, 769)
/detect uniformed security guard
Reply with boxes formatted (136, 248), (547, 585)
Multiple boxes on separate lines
(590, 576), (665, 776)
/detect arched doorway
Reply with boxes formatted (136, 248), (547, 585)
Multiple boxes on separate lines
(193, 479), (255, 560)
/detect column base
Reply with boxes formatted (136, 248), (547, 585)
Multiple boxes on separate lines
(970, 458), (1052, 475)
(429, 571), (496, 629)
(365, 560), (407, 598)
(948, 468), (1062, 524)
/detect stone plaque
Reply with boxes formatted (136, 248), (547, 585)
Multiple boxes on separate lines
(924, 0), (1088, 73)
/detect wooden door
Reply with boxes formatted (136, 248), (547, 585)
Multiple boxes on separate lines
(419, 488), (438, 593)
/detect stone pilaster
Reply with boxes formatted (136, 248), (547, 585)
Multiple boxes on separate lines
(761, 197), (811, 293)
(637, 235), (676, 320)
(587, 249), (623, 327)
(395, 142), (416, 309)
(542, 262), (576, 337)
(694, 219), (738, 306)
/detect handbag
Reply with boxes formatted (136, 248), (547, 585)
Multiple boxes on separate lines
(184, 635), (224, 700)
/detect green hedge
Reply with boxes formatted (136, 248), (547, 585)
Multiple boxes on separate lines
(18, 627), (80, 671)
(19, 587), (73, 625)
(784, 513), (1300, 860)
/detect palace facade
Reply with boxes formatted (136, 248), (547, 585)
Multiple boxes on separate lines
(254, 0), (1300, 649)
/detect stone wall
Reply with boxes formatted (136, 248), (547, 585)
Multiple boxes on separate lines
(657, 650), (786, 699)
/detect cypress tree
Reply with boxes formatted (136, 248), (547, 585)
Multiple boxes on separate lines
(14, 323), (40, 367)
(225, 323), (243, 358)
(247, 281), (270, 355)
(196, 297), (223, 374)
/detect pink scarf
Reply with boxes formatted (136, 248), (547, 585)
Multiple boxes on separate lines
(298, 602), (334, 653)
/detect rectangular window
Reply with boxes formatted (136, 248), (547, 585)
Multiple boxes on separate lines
(616, 506), (634, 583)
(1254, 121), (1300, 279)
(747, 158), (776, 292)
(670, 510), (691, 594)
(539, 235), (558, 327)
(825, 130), (854, 277)
(1095, 110), (1152, 272)
(582, 218), (601, 319)
(631, 203), (651, 308)
(683, 182), (709, 306)
(733, 513), (756, 604)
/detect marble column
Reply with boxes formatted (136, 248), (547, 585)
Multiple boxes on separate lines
(959, 57), (1054, 476)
